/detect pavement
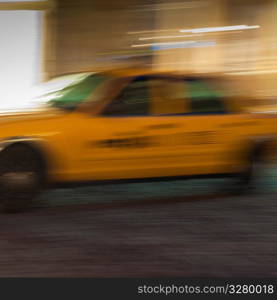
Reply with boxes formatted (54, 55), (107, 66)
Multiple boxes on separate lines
(0, 171), (276, 277)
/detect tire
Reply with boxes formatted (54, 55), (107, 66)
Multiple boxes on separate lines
(228, 145), (268, 195)
(0, 144), (44, 213)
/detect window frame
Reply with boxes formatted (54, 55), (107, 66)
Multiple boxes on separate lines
(100, 75), (152, 117)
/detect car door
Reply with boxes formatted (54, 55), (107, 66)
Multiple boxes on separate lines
(149, 76), (232, 175)
(71, 75), (185, 180)
(180, 77), (235, 173)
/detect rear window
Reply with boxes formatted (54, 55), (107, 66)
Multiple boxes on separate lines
(186, 79), (226, 114)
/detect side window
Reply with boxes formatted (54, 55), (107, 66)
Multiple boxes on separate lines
(186, 79), (227, 114)
(102, 77), (149, 116)
(151, 79), (188, 115)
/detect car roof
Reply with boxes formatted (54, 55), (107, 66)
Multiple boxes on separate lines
(55, 67), (227, 82)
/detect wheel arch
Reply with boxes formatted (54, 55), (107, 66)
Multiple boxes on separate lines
(0, 137), (50, 183)
(245, 135), (277, 163)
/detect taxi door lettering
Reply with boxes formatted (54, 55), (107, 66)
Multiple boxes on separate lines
(95, 136), (153, 148)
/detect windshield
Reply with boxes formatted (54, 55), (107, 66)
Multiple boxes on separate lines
(29, 72), (108, 110)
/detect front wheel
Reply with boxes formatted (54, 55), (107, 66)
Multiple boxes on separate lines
(0, 144), (44, 213)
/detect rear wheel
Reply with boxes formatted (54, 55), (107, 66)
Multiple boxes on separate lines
(0, 144), (44, 213)
(228, 145), (268, 195)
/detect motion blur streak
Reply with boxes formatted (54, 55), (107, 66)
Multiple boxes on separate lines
(0, 0), (277, 279)
(180, 25), (260, 33)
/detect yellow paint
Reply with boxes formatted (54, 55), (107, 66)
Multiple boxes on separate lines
(0, 70), (276, 184)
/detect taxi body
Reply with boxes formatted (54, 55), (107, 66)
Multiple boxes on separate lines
(0, 69), (276, 211)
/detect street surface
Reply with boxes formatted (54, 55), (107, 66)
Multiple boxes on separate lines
(0, 174), (276, 277)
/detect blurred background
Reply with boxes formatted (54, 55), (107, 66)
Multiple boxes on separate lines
(0, 0), (277, 109)
(0, 1), (277, 278)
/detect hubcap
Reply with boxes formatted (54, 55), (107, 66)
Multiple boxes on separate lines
(0, 171), (36, 188)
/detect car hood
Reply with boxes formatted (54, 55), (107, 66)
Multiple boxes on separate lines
(0, 107), (65, 125)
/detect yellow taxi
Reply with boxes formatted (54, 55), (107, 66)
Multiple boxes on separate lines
(0, 69), (276, 211)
